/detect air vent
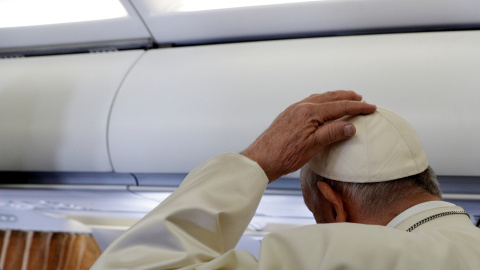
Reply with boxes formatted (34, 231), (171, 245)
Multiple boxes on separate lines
(89, 47), (119, 54)
(0, 54), (25, 59)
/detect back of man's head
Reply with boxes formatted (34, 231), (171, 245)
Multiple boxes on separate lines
(301, 107), (442, 218)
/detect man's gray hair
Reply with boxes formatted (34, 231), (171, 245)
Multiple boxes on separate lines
(300, 166), (442, 217)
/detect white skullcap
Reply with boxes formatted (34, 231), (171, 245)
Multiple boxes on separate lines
(308, 107), (428, 183)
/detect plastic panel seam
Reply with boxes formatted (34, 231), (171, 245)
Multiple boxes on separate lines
(106, 51), (147, 172)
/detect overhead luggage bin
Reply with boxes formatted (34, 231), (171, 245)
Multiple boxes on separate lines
(0, 0), (151, 56)
(130, 0), (480, 46)
(0, 50), (144, 172)
(108, 30), (480, 177)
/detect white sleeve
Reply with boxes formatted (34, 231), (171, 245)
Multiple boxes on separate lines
(91, 153), (269, 270)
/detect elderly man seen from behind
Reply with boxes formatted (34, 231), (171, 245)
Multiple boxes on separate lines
(92, 91), (480, 270)
(300, 106), (446, 227)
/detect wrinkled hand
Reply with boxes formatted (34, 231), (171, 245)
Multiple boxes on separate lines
(241, 91), (376, 183)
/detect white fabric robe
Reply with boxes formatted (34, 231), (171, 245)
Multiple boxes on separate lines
(92, 153), (480, 269)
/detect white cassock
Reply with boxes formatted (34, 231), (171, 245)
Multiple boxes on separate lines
(92, 153), (480, 270)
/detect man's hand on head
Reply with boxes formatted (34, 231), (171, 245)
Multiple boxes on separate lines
(240, 90), (376, 183)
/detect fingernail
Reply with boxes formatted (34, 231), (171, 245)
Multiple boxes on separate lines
(344, 125), (355, 137)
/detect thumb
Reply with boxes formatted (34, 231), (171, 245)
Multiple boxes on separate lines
(315, 121), (356, 147)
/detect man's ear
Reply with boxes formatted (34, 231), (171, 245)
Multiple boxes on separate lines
(317, 182), (348, 222)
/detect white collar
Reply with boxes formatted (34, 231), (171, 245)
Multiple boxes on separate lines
(386, 201), (456, 228)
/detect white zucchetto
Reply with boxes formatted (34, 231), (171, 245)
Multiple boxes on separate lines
(308, 107), (428, 183)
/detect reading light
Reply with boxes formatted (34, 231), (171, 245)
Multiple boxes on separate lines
(146, 0), (321, 13)
(0, 0), (128, 28)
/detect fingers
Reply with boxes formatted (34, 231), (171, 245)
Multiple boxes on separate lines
(312, 100), (376, 147)
(315, 121), (356, 147)
(314, 100), (376, 125)
(300, 90), (363, 104)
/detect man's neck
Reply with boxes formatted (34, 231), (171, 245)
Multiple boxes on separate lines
(348, 193), (442, 226)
